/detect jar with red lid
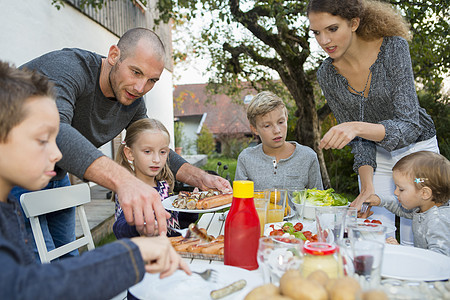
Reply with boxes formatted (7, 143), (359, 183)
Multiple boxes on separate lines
(300, 242), (342, 278)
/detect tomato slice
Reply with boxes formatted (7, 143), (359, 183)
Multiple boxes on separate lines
(371, 219), (382, 224)
(294, 222), (303, 231)
(363, 219), (371, 223)
(269, 229), (284, 236)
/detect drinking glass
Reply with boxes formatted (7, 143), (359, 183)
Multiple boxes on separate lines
(348, 223), (387, 244)
(315, 207), (347, 243)
(266, 189), (287, 223)
(257, 236), (303, 285)
(288, 189), (307, 221)
(351, 240), (384, 290)
(343, 207), (358, 237)
(254, 196), (269, 236)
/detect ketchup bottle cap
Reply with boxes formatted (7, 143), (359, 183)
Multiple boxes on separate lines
(233, 181), (254, 198)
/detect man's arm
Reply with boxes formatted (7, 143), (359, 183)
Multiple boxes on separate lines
(84, 156), (170, 235)
(175, 163), (232, 193)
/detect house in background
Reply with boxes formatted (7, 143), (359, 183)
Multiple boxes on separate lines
(173, 83), (256, 155)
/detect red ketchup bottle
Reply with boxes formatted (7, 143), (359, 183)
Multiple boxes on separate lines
(224, 180), (260, 270)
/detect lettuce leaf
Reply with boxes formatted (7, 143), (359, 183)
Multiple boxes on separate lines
(305, 188), (348, 206)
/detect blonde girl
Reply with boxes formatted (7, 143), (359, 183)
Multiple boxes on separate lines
(307, 0), (439, 245)
(367, 151), (450, 256)
(113, 118), (179, 238)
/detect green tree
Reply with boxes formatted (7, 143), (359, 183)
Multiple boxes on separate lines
(174, 121), (185, 148)
(158, 0), (449, 189)
(197, 125), (216, 155)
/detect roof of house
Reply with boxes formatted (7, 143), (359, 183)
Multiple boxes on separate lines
(173, 83), (253, 135)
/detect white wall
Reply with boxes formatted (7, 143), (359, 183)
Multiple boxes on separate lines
(0, 0), (175, 156)
(0, 0), (118, 65)
(145, 68), (176, 149)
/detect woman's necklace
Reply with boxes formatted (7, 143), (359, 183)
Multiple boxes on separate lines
(347, 69), (372, 97)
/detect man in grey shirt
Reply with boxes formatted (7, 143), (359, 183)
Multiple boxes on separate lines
(11, 28), (231, 258)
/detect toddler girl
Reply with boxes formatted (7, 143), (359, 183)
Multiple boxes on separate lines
(366, 151), (450, 256)
(113, 118), (180, 238)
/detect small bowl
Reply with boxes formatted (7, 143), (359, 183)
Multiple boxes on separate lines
(293, 202), (305, 219)
(303, 204), (348, 220)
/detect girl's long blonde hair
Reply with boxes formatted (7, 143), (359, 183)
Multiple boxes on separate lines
(307, 0), (412, 41)
(116, 118), (175, 190)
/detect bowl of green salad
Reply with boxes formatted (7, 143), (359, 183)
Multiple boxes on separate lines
(293, 188), (349, 219)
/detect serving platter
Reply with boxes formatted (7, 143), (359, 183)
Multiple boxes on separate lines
(177, 251), (224, 261)
(163, 195), (231, 213)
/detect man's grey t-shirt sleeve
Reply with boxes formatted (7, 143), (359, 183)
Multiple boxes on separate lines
(168, 150), (188, 178)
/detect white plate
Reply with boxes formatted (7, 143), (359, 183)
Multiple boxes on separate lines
(357, 218), (396, 235)
(163, 195), (231, 213)
(382, 244), (450, 281)
(129, 264), (263, 300)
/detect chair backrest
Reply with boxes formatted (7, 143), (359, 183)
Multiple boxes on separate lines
(20, 183), (95, 263)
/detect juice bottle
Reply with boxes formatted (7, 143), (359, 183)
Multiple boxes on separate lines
(224, 180), (260, 270)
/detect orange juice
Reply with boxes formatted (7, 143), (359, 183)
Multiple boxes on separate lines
(256, 207), (267, 236)
(267, 209), (284, 223)
(254, 198), (268, 236)
(254, 191), (266, 199)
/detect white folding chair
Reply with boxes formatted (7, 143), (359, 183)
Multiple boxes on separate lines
(20, 183), (95, 263)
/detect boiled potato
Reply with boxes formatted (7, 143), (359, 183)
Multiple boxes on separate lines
(328, 277), (361, 300)
(307, 270), (329, 287)
(280, 276), (327, 300)
(362, 289), (389, 300)
(244, 284), (279, 300)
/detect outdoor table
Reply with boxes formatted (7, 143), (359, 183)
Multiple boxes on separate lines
(125, 211), (450, 299)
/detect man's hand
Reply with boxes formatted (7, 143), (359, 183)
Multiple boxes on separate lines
(176, 163), (232, 193)
(84, 156), (170, 236)
(117, 175), (171, 236)
(131, 235), (191, 278)
(199, 173), (232, 193)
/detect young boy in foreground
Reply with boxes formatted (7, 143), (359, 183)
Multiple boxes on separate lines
(0, 61), (190, 299)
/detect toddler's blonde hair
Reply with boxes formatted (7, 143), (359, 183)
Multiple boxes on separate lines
(393, 151), (450, 204)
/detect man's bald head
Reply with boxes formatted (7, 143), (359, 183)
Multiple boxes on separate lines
(117, 28), (165, 62)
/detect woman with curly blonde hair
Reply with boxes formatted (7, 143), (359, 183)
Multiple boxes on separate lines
(307, 0), (439, 245)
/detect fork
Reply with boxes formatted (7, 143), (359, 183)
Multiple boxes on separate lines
(168, 226), (191, 238)
(360, 202), (370, 214)
(192, 269), (218, 282)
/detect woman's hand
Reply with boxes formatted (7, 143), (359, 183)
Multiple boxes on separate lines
(350, 165), (375, 217)
(132, 236), (192, 279)
(319, 122), (358, 150)
(319, 121), (386, 150)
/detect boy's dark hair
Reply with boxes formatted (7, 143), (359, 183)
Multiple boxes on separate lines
(0, 61), (55, 142)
